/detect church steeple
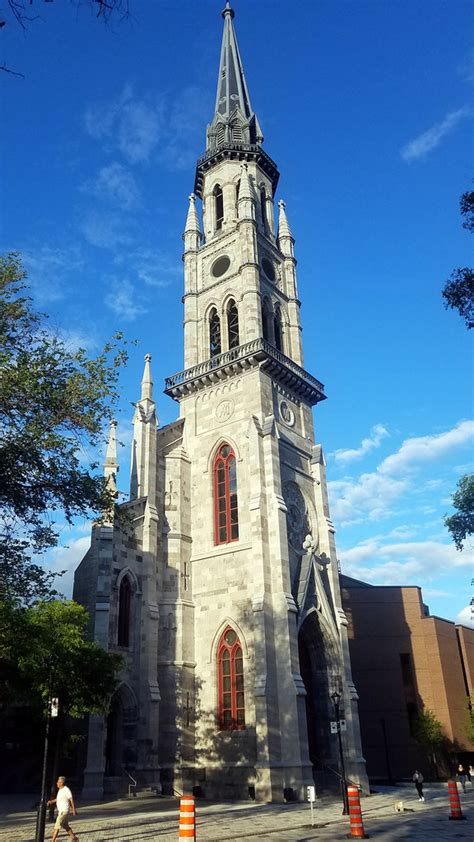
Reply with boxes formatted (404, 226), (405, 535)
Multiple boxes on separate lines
(207, 1), (263, 151)
(195, 2), (277, 198)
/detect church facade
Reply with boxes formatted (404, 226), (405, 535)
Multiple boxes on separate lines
(74, 2), (368, 802)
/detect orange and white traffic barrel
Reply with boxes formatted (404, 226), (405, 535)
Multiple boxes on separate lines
(448, 779), (465, 821)
(178, 795), (196, 839)
(347, 785), (369, 838)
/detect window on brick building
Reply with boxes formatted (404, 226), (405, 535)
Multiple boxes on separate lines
(218, 627), (245, 729)
(213, 443), (239, 544)
(118, 576), (132, 647)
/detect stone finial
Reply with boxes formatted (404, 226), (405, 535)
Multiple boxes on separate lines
(222, 1), (235, 19)
(277, 198), (293, 240)
(105, 419), (118, 466)
(184, 192), (202, 235)
(238, 161), (254, 203)
(141, 353), (153, 401)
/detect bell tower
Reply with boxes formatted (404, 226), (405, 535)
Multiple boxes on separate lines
(163, 1), (368, 801)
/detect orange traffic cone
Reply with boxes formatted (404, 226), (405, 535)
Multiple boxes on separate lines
(448, 779), (465, 821)
(178, 795), (196, 838)
(347, 785), (369, 838)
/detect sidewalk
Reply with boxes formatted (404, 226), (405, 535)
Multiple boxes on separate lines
(0, 783), (472, 841)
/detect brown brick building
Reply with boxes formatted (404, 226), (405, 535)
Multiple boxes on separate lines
(341, 576), (474, 780)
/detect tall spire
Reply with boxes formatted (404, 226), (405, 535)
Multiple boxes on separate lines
(206, 2), (263, 153)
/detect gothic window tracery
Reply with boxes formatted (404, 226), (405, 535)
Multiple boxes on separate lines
(213, 443), (239, 544)
(227, 299), (239, 349)
(118, 575), (132, 647)
(217, 627), (245, 729)
(261, 299), (272, 343)
(260, 187), (267, 230)
(274, 305), (283, 352)
(209, 307), (222, 358)
(214, 184), (224, 230)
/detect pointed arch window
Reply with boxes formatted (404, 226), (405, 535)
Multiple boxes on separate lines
(274, 306), (283, 352)
(213, 443), (239, 544)
(209, 308), (221, 358)
(235, 179), (240, 216)
(118, 576), (132, 647)
(260, 187), (267, 230)
(261, 300), (271, 343)
(227, 299), (239, 349)
(218, 627), (245, 729)
(214, 184), (224, 230)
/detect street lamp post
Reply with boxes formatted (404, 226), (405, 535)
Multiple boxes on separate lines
(331, 690), (349, 815)
(35, 695), (52, 842)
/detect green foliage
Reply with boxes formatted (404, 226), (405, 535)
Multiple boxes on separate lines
(414, 708), (444, 769)
(0, 598), (123, 717)
(0, 253), (130, 602)
(465, 697), (474, 745)
(442, 190), (474, 329)
(444, 474), (474, 551)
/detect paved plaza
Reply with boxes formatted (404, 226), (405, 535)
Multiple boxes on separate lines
(0, 784), (472, 842)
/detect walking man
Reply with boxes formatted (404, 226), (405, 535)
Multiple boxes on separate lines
(47, 776), (78, 842)
(412, 769), (424, 801)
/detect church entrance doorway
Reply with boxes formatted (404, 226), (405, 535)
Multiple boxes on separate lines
(105, 683), (139, 780)
(298, 611), (340, 771)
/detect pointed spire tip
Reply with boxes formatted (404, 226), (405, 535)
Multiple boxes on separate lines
(222, 1), (234, 19)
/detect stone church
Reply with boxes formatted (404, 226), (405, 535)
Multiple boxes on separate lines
(74, 1), (368, 802)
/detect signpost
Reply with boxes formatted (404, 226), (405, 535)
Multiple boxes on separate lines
(306, 785), (316, 826)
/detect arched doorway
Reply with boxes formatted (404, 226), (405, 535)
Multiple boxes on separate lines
(298, 610), (341, 768)
(105, 684), (139, 777)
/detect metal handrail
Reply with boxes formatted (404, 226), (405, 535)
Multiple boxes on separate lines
(311, 756), (361, 790)
(123, 768), (137, 798)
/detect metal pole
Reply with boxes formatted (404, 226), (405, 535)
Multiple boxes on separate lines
(333, 694), (349, 815)
(35, 698), (51, 842)
(380, 717), (394, 784)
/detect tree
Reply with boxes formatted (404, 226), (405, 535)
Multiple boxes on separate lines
(442, 190), (474, 329)
(1, 599), (123, 716)
(0, 598), (124, 796)
(414, 708), (444, 774)
(444, 474), (474, 551)
(0, 254), (129, 602)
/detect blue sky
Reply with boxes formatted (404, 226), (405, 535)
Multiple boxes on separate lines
(1, 0), (473, 622)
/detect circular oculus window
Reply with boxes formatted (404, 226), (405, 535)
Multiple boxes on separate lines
(261, 257), (276, 281)
(211, 255), (231, 278)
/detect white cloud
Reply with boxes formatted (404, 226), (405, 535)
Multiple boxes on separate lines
(401, 106), (472, 162)
(80, 210), (135, 249)
(83, 84), (211, 172)
(47, 535), (91, 599)
(332, 424), (389, 464)
(329, 420), (474, 525)
(104, 279), (147, 322)
(82, 162), (141, 210)
(84, 84), (164, 164)
(340, 539), (471, 586)
(125, 247), (180, 288)
(456, 605), (474, 629)
(23, 246), (84, 305)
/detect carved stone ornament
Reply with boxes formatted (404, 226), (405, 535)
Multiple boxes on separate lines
(283, 482), (313, 555)
(279, 399), (295, 427)
(215, 399), (234, 422)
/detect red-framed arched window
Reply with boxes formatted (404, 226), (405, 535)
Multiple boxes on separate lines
(118, 575), (132, 647)
(213, 443), (239, 545)
(217, 627), (245, 730)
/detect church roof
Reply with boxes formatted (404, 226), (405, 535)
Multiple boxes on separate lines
(214, 2), (254, 124)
